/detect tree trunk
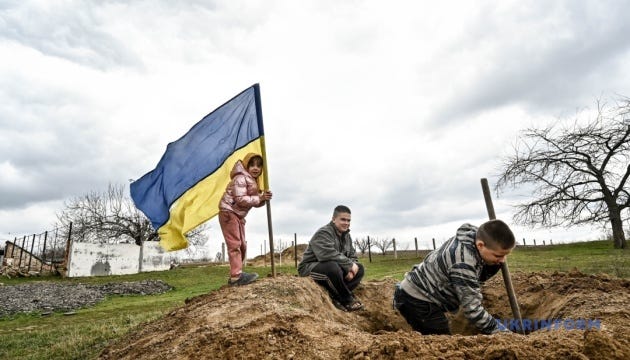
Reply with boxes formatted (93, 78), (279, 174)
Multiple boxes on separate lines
(609, 207), (627, 249)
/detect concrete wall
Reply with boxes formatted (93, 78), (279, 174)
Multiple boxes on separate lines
(67, 241), (213, 277)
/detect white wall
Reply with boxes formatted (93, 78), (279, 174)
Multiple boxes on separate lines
(67, 241), (213, 277)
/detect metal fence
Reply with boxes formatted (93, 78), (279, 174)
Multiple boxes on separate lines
(2, 223), (72, 275)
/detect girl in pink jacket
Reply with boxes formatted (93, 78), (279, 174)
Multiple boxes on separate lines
(219, 153), (272, 286)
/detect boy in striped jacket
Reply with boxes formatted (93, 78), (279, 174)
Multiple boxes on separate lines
(394, 220), (515, 335)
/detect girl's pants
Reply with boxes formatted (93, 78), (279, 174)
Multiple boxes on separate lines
(219, 211), (247, 278)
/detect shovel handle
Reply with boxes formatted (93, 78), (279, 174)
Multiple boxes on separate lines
(481, 178), (524, 334)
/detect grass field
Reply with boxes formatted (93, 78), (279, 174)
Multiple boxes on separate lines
(0, 240), (628, 359)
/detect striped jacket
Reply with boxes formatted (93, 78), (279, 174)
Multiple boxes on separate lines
(400, 223), (501, 334)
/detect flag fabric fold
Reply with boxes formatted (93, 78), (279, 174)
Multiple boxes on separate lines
(130, 84), (266, 251)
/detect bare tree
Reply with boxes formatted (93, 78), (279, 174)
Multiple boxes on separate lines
(275, 239), (291, 254)
(496, 98), (630, 249)
(373, 237), (394, 256)
(274, 239), (291, 264)
(57, 183), (207, 246)
(353, 237), (371, 255)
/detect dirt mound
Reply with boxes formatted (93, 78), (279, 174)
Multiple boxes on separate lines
(249, 244), (308, 266)
(100, 271), (630, 359)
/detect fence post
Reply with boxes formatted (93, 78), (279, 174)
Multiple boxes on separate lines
(550, 239), (553, 245)
(9, 237), (15, 258)
(18, 235), (26, 269)
(10, 237), (16, 258)
(393, 238), (397, 259)
(294, 233), (298, 268)
(523, 238), (526, 246)
(543, 240), (546, 246)
(222, 243), (226, 263)
(432, 238), (436, 250)
(414, 237), (418, 257)
(63, 222), (73, 277)
(138, 240), (144, 273)
(367, 236), (372, 263)
(41, 231), (48, 272)
(533, 239), (537, 246)
(53, 228), (59, 262)
(27, 234), (36, 272)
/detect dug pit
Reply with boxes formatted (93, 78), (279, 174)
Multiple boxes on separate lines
(100, 271), (630, 359)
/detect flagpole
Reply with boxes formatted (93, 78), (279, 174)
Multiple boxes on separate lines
(253, 84), (276, 277)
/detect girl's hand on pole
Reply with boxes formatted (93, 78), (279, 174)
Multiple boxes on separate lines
(261, 191), (273, 201)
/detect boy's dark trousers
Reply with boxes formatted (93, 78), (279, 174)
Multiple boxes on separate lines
(393, 286), (451, 335)
(309, 261), (364, 305)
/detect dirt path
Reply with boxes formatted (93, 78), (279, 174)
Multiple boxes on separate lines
(100, 270), (630, 359)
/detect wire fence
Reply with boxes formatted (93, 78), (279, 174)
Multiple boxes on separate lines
(252, 234), (562, 268)
(2, 224), (72, 275)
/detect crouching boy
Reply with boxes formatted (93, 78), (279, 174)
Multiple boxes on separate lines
(394, 220), (515, 335)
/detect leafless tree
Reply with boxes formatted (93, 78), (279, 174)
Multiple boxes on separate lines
(496, 98), (630, 249)
(373, 237), (394, 256)
(353, 237), (371, 255)
(274, 239), (292, 264)
(274, 239), (291, 254)
(57, 183), (207, 246)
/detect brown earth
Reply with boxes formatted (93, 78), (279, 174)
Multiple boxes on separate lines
(249, 244), (308, 267)
(100, 270), (630, 359)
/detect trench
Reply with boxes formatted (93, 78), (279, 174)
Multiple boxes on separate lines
(350, 278), (599, 336)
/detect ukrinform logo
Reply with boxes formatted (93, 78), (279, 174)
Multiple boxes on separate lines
(498, 318), (601, 332)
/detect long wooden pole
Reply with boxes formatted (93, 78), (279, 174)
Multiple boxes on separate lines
(294, 233), (298, 268)
(480, 178), (524, 334)
(254, 83), (275, 277)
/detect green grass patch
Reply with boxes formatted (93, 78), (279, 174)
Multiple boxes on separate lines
(0, 240), (628, 359)
(507, 240), (630, 277)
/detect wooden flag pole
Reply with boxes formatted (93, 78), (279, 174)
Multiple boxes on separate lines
(254, 84), (276, 277)
(265, 200), (276, 277)
(480, 178), (524, 333)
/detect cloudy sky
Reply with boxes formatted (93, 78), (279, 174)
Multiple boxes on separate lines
(2, 0), (630, 256)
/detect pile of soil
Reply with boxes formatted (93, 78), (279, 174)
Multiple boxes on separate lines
(100, 270), (630, 359)
(249, 244), (308, 267)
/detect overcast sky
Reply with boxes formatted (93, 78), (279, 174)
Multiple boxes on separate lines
(2, 0), (630, 256)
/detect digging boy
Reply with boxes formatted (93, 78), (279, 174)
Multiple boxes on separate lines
(394, 220), (514, 334)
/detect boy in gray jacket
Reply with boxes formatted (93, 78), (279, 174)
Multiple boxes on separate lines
(298, 205), (365, 311)
(394, 220), (515, 334)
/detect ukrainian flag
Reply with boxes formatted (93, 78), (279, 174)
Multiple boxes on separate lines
(130, 84), (267, 251)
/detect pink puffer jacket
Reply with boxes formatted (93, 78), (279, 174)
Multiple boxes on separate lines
(219, 160), (264, 218)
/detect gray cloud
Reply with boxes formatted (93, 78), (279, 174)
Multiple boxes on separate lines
(0, 1), (142, 69)
(429, 1), (630, 125)
(0, 74), (108, 209)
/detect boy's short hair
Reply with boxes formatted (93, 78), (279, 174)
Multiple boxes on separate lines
(476, 219), (515, 250)
(333, 205), (351, 218)
(247, 155), (263, 168)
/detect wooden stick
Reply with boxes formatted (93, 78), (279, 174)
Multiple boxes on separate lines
(480, 178), (524, 334)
